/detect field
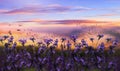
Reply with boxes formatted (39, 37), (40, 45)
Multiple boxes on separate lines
(0, 33), (120, 71)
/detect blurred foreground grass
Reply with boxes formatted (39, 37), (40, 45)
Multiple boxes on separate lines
(0, 45), (120, 71)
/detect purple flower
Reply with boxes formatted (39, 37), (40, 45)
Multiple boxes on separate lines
(56, 57), (63, 64)
(38, 57), (42, 62)
(97, 56), (102, 63)
(42, 57), (48, 64)
(38, 47), (45, 54)
(56, 67), (61, 71)
(7, 66), (11, 70)
(70, 35), (77, 42)
(67, 41), (71, 50)
(98, 42), (105, 50)
(53, 39), (58, 46)
(97, 34), (104, 40)
(112, 39), (118, 46)
(19, 60), (25, 68)
(10, 36), (14, 41)
(37, 42), (42, 46)
(19, 39), (27, 46)
(108, 61), (115, 69)
(97, 65), (101, 69)
(4, 43), (10, 48)
(66, 63), (72, 70)
(26, 62), (31, 68)
(90, 38), (94, 42)
(80, 58), (86, 66)
(74, 57), (80, 62)
(30, 37), (35, 43)
(61, 38), (66, 42)
(74, 44), (81, 53)
(81, 39), (88, 47)
(12, 42), (17, 49)
(44, 39), (53, 46)
(26, 52), (31, 59)
(106, 38), (112, 42)
(3, 35), (9, 40)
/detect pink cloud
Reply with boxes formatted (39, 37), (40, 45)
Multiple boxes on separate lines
(1, 5), (91, 15)
(98, 13), (119, 17)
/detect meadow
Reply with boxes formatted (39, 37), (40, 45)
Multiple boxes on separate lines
(0, 32), (120, 71)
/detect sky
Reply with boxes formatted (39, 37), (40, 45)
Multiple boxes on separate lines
(0, 0), (120, 23)
(0, 0), (120, 35)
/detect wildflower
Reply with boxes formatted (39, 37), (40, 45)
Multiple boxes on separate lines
(26, 62), (31, 68)
(90, 38), (94, 42)
(70, 35), (77, 42)
(61, 38), (66, 42)
(56, 57), (63, 64)
(37, 42), (42, 46)
(106, 38), (112, 42)
(97, 34), (104, 40)
(8, 36), (14, 43)
(44, 39), (53, 46)
(7, 66), (11, 70)
(30, 37), (35, 43)
(4, 43), (10, 48)
(42, 57), (48, 64)
(97, 65), (101, 69)
(81, 39), (86, 44)
(112, 39), (118, 46)
(66, 63), (72, 70)
(3, 35), (9, 40)
(26, 52), (31, 59)
(97, 56), (102, 63)
(67, 41), (71, 50)
(12, 42), (17, 49)
(19, 60), (25, 68)
(80, 58), (86, 66)
(108, 61), (115, 69)
(74, 57), (80, 62)
(19, 39), (27, 46)
(56, 67), (61, 71)
(74, 44), (81, 53)
(81, 39), (88, 47)
(98, 42), (105, 50)
(38, 57), (42, 62)
(53, 39), (58, 46)
(38, 47), (45, 54)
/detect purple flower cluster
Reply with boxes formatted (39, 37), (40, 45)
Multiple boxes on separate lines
(0, 34), (119, 71)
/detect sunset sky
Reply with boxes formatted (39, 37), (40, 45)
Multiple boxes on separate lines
(0, 0), (120, 35)
(0, 0), (120, 22)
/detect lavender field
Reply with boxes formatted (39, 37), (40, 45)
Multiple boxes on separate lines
(0, 31), (120, 71)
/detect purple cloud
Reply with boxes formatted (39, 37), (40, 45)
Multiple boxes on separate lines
(17, 19), (109, 25)
(1, 4), (92, 15)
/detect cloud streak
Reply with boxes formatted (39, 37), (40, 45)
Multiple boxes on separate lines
(17, 19), (109, 25)
(0, 4), (92, 15)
